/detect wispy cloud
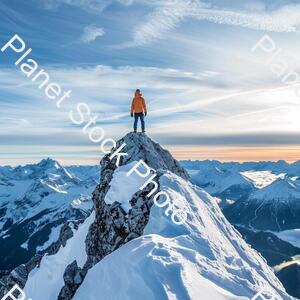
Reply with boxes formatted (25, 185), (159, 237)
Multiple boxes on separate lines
(40, 0), (133, 12)
(0, 118), (30, 126)
(121, 0), (300, 47)
(81, 25), (105, 43)
(1, 63), (299, 137)
(40, 0), (111, 12)
(1, 62), (300, 163)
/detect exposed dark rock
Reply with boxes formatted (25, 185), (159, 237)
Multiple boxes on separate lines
(58, 261), (83, 300)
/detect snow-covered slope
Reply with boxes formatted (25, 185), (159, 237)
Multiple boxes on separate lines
(181, 160), (300, 297)
(20, 134), (292, 300)
(74, 171), (291, 300)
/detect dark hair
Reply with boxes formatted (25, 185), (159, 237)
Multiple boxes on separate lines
(136, 89), (140, 93)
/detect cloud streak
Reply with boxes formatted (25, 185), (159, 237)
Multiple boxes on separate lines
(40, 0), (133, 12)
(122, 0), (300, 47)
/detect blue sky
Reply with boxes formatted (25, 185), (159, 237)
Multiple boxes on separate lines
(1, 0), (300, 165)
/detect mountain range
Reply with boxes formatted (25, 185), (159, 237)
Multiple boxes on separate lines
(0, 158), (99, 275)
(0, 136), (298, 299)
(182, 160), (300, 231)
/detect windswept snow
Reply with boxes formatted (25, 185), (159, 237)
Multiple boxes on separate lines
(74, 172), (291, 300)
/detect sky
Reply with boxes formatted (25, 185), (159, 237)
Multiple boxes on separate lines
(1, 0), (300, 165)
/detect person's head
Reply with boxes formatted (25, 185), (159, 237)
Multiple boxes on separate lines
(135, 89), (142, 97)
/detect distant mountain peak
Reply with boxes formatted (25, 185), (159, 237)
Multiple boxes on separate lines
(37, 158), (61, 169)
(251, 176), (300, 201)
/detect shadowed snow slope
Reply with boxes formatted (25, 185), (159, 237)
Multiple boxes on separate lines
(74, 171), (291, 300)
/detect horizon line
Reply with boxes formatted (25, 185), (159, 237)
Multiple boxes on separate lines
(1, 145), (300, 167)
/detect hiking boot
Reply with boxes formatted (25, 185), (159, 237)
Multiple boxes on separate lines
(134, 129), (137, 133)
(142, 129), (146, 133)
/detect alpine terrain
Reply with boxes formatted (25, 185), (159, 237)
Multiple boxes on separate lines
(0, 159), (99, 277)
(0, 134), (293, 300)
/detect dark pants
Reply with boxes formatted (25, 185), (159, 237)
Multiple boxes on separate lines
(134, 113), (145, 131)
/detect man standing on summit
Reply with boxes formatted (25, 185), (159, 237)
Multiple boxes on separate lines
(131, 89), (147, 133)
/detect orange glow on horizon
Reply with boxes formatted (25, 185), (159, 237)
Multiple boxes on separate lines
(166, 145), (300, 162)
(1, 145), (300, 166)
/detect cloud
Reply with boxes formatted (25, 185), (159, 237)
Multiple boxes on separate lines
(120, 0), (300, 47)
(81, 25), (105, 43)
(1, 62), (300, 165)
(118, 0), (194, 48)
(0, 118), (30, 127)
(40, 0), (133, 12)
(154, 132), (300, 146)
(37, 1), (300, 48)
(40, 0), (110, 11)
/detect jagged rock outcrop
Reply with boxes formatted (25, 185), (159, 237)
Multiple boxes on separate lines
(88, 133), (188, 260)
(58, 261), (83, 299)
(58, 133), (189, 299)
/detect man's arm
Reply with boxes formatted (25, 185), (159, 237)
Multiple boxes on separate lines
(131, 99), (134, 116)
(142, 98), (147, 115)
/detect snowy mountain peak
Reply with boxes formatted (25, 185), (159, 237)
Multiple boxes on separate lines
(31, 158), (74, 180)
(75, 172), (292, 300)
(37, 158), (61, 169)
(101, 132), (189, 180)
(2, 158), (74, 182)
(250, 176), (300, 201)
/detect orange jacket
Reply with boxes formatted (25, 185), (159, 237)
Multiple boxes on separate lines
(131, 91), (147, 114)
